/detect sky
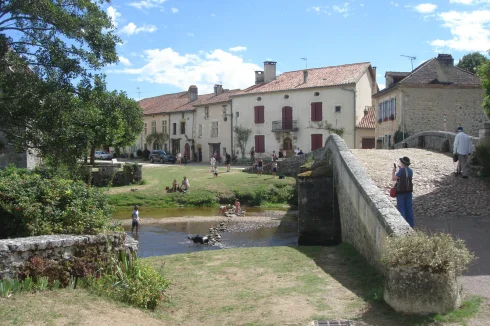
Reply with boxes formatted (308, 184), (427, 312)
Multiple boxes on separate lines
(103, 0), (490, 100)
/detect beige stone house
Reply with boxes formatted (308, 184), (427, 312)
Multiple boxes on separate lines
(373, 54), (488, 148)
(355, 107), (376, 149)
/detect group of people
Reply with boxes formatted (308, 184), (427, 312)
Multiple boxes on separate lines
(170, 176), (190, 192)
(391, 126), (473, 229)
(210, 152), (232, 176)
(218, 199), (243, 216)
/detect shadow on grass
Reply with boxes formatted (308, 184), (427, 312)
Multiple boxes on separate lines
(296, 244), (480, 326)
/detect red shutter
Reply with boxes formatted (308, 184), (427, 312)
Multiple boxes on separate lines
(254, 106), (264, 124)
(316, 102), (323, 121)
(254, 106), (258, 124)
(255, 135), (265, 153)
(311, 134), (323, 151)
(260, 106), (264, 123)
(311, 103), (316, 121)
(255, 135), (259, 151)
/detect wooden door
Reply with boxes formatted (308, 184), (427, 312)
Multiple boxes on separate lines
(361, 138), (375, 149)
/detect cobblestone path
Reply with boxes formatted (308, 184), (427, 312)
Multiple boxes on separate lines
(352, 149), (490, 303)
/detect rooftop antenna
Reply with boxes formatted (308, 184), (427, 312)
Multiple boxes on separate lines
(401, 55), (416, 71)
(300, 57), (307, 69)
(136, 86), (143, 100)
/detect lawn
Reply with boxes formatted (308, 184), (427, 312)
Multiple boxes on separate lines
(107, 164), (296, 208)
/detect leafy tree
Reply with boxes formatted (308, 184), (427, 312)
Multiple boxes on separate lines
(234, 126), (252, 158)
(479, 60), (490, 118)
(146, 132), (169, 150)
(457, 52), (489, 74)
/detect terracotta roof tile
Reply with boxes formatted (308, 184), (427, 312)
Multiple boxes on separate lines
(234, 62), (372, 96)
(385, 71), (410, 77)
(138, 91), (215, 115)
(400, 58), (481, 85)
(356, 107), (376, 129)
(196, 89), (242, 106)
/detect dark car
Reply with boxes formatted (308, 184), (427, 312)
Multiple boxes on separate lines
(149, 150), (176, 164)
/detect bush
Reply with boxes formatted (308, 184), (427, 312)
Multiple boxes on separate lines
(136, 149), (143, 158)
(394, 128), (410, 144)
(475, 144), (490, 177)
(89, 252), (170, 310)
(382, 231), (475, 275)
(142, 149), (151, 160)
(0, 167), (115, 238)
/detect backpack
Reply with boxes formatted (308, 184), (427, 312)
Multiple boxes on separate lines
(396, 168), (413, 194)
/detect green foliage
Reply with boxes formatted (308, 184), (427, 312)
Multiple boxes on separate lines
(457, 52), (489, 74)
(0, 167), (115, 238)
(234, 125), (252, 158)
(393, 127), (410, 144)
(89, 252), (170, 310)
(479, 60), (490, 118)
(146, 132), (169, 149)
(474, 144), (490, 177)
(382, 231), (476, 275)
(322, 120), (344, 137)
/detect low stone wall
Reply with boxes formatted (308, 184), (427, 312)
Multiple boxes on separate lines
(87, 163), (143, 187)
(0, 233), (138, 279)
(393, 131), (479, 152)
(324, 135), (412, 270)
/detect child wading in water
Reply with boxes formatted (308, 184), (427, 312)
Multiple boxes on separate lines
(131, 205), (140, 234)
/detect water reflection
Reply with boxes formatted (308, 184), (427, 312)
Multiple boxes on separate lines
(125, 220), (297, 258)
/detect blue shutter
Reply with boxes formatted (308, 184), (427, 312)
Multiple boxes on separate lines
(394, 97), (397, 118)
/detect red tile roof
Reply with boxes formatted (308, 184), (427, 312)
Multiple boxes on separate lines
(196, 89), (242, 106)
(356, 107), (376, 129)
(234, 62), (372, 96)
(138, 91), (215, 115)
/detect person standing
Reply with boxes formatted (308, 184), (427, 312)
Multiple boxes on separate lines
(210, 156), (216, 172)
(278, 148), (284, 161)
(453, 126), (473, 179)
(271, 161), (278, 178)
(225, 152), (231, 172)
(131, 205), (140, 234)
(272, 151), (278, 162)
(294, 147), (300, 155)
(176, 152), (182, 165)
(392, 156), (414, 228)
(250, 147), (255, 165)
(257, 157), (263, 177)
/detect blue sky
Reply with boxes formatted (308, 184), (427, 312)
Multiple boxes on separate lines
(103, 0), (490, 100)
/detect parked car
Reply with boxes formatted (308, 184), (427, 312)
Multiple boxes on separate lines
(94, 151), (113, 160)
(149, 150), (176, 164)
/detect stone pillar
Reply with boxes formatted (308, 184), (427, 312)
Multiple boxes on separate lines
(297, 175), (341, 246)
(479, 122), (490, 146)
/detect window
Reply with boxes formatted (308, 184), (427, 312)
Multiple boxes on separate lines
(378, 103), (382, 121)
(335, 106), (341, 113)
(255, 135), (265, 153)
(310, 102), (323, 121)
(392, 98), (397, 118)
(198, 124), (203, 137)
(382, 102), (386, 120)
(284, 94), (289, 99)
(144, 123), (147, 135)
(172, 123), (177, 135)
(311, 134), (323, 151)
(211, 121), (218, 137)
(314, 92), (320, 96)
(151, 120), (156, 133)
(204, 107), (209, 119)
(162, 120), (167, 134)
(180, 122), (186, 134)
(254, 106), (264, 124)
(257, 97), (262, 101)
(388, 100), (392, 117)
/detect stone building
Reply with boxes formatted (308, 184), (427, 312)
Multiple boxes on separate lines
(373, 54), (488, 148)
(355, 106), (376, 149)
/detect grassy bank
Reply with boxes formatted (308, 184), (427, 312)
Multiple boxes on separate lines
(107, 165), (296, 208)
(0, 245), (483, 325)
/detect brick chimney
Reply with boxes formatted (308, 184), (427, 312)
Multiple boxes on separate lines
(214, 84), (223, 96)
(303, 70), (308, 83)
(188, 85), (198, 102)
(264, 61), (276, 83)
(255, 71), (264, 84)
(436, 54), (454, 84)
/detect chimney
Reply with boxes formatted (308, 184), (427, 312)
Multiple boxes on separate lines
(255, 71), (264, 84)
(188, 85), (198, 102)
(264, 61), (277, 83)
(214, 84), (223, 96)
(364, 108), (368, 116)
(303, 70), (308, 84)
(436, 54), (454, 84)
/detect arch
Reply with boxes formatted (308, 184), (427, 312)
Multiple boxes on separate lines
(153, 141), (161, 150)
(283, 137), (292, 151)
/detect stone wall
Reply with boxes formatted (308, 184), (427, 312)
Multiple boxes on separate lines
(393, 131), (480, 152)
(0, 233), (138, 279)
(323, 135), (412, 270)
(0, 132), (41, 169)
(88, 163), (143, 187)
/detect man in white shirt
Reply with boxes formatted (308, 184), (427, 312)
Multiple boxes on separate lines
(453, 127), (473, 178)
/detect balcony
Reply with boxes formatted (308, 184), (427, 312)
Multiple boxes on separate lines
(272, 120), (299, 132)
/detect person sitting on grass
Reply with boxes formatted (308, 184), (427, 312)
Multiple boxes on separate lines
(181, 176), (190, 192)
(172, 179), (179, 192)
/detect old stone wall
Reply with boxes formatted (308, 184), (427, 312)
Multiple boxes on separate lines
(0, 233), (138, 279)
(393, 131), (480, 152)
(0, 132), (41, 169)
(403, 87), (487, 138)
(89, 163), (143, 187)
(324, 135), (412, 270)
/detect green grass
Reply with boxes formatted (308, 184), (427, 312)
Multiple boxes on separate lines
(106, 165), (296, 208)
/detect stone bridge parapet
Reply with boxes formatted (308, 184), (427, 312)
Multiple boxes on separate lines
(393, 130), (480, 152)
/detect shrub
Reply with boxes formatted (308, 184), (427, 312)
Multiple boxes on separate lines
(475, 144), (490, 177)
(394, 128), (410, 144)
(0, 167), (116, 238)
(89, 252), (170, 310)
(381, 231), (475, 275)
(142, 149), (151, 160)
(136, 149), (143, 157)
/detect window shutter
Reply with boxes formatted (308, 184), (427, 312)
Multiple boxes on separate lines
(255, 106), (264, 123)
(254, 106), (258, 124)
(259, 106), (264, 123)
(311, 103), (316, 121)
(394, 97), (397, 118)
(255, 135), (265, 153)
(311, 134), (323, 151)
(316, 102), (323, 121)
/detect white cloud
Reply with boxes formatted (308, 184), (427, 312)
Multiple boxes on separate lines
(187, 32), (195, 37)
(120, 22), (157, 36)
(171, 7), (179, 13)
(229, 46), (247, 52)
(430, 10), (490, 51)
(112, 48), (262, 93)
(119, 56), (132, 66)
(390, 2), (399, 7)
(312, 6), (321, 12)
(414, 3), (437, 13)
(450, 0), (490, 4)
(107, 6), (121, 27)
(128, 0), (166, 10)
(332, 3), (350, 17)
(211, 13), (216, 17)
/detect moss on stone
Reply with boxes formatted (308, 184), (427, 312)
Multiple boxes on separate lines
(297, 165), (333, 178)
